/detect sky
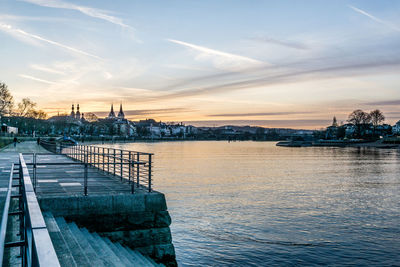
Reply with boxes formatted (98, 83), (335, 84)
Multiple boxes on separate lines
(1, 0), (400, 129)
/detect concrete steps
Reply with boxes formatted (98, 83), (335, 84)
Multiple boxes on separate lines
(43, 212), (162, 267)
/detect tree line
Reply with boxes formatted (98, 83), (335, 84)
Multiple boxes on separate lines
(0, 82), (47, 119)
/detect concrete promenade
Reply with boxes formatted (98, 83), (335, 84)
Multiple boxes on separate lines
(0, 141), (176, 266)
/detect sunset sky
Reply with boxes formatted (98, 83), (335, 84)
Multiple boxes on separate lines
(1, 0), (400, 129)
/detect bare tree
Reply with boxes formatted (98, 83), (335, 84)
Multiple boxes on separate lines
(0, 82), (14, 116)
(370, 109), (385, 137)
(348, 109), (371, 137)
(14, 98), (47, 119)
(370, 109), (385, 127)
(15, 98), (37, 117)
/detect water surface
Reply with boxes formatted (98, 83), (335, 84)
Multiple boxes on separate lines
(105, 141), (400, 266)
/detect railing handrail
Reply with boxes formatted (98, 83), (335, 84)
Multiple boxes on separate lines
(19, 153), (60, 267)
(0, 163), (14, 264)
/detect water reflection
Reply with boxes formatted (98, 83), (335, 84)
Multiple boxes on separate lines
(104, 141), (400, 266)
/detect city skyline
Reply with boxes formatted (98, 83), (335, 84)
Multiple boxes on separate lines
(1, 0), (400, 129)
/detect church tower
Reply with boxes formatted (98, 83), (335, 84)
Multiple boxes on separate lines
(108, 104), (116, 118)
(76, 104), (81, 120)
(118, 103), (125, 119)
(70, 104), (75, 118)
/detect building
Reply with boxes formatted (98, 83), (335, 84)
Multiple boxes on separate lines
(392, 120), (400, 135)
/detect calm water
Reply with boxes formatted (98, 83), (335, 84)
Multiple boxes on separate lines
(105, 141), (400, 266)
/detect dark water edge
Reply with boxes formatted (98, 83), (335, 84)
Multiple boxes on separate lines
(104, 141), (400, 266)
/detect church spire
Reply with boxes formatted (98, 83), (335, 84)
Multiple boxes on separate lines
(118, 103), (125, 119)
(76, 103), (81, 119)
(108, 103), (116, 118)
(70, 104), (75, 118)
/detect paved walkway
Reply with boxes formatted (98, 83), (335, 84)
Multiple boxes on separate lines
(1, 141), (48, 153)
(0, 141), (148, 201)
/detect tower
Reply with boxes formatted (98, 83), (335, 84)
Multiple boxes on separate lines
(76, 104), (81, 120)
(118, 103), (125, 119)
(108, 104), (116, 118)
(332, 116), (338, 127)
(70, 104), (75, 118)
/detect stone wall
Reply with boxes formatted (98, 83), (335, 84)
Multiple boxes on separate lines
(38, 192), (176, 266)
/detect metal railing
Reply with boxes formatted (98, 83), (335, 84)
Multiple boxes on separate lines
(61, 145), (153, 193)
(37, 140), (154, 194)
(0, 163), (14, 265)
(0, 154), (60, 266)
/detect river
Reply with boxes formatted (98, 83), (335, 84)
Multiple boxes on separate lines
(103, 141), (400, 266)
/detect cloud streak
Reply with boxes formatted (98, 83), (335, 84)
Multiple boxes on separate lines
(365, 99), (400, 106)
(348, 5), (400, 32)
(0, 23), (102, 59)
(168, 39), (265, 67)
(141, 54), (400, 103)
(30, 64), (66, 75)
(184, 119), (331, 128)
(250, 36), (309, 50)
(208, 111), (315, 117)
(94, 108), (190, 117)
(20, 0), (133, 29)
(19, 74), (57, 84)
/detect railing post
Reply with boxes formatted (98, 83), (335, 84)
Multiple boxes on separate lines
(84, 150), (88, 196)
(113, 149), (116, 176)
(102, 147), (105, 171)
(128, 151), (132, 184)
(136, 152), (140, 187)
(89, 146), (92, 165)
(107, 148), (110, 173)
(120, 150), (123, 180)
(33, 153), (37, 192)
(131, 160), (135, 194)
(148, 154), (152, 192)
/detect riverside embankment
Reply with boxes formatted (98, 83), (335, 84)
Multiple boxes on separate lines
(0, 141), (176, 266)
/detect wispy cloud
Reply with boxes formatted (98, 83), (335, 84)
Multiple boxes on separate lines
(168, 39), (266, 70)
(250, 36), (309, 50)
(30, 64), (66, 75)
(348, 5), (400, 32)
(19, 74), (57, 84)
(0, 23), (102, 59)
(20, 0), (133, 29)
(94, 108), (190, 117)
(208, 111), (315, 117)
(183, 119), (330, 128)
(365, 99), (400, 106)
(148, 55), (400, 102)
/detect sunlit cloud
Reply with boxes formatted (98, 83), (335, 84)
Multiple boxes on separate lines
(19, 74), (57, 84)
(20, 0), (133, 29)
(348, 5), (400, 32)
(0, 23), (103, 59)
(208, 111), (316, 117)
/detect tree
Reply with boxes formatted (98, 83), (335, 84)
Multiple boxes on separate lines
(15, 98), (37, 117)
(370, 109), (385, 137)
(348, 109), (371, 137)
(14, 98), (47, 119)
(370, 109), (385, 127)
(84, 112), (98, 122)
(0, 82), (14, 116)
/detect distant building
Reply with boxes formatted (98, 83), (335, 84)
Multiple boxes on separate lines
(1, 123), (18, 135)
(392, 120), (400, 135)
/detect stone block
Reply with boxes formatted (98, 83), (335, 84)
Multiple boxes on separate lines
(145, 193), (167, 212)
